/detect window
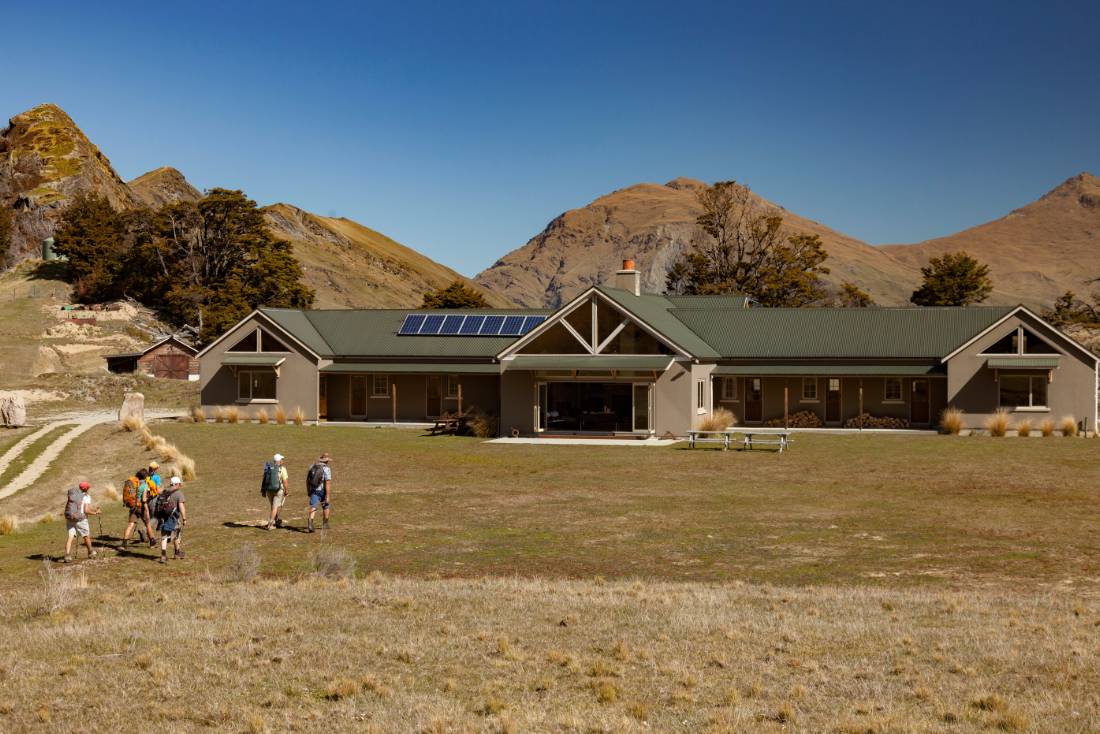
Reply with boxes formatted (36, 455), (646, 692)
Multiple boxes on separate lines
(1022, 329), (1057, 354)
(999, 375), (1048, 409)
(720, 376), (738, 401)
(884, 377), (903, 402)
(446, 376), (460, 399)
(801, 377), (818, 401)
(237, 370), (276, 401)
(371, 375), (390, 397)
(828, 378), (840, 393)
(260, 329), (289, 352)
(696, 380), (706, 412)
(227, 330), (258, 352)
(983, 326), (1060, 356)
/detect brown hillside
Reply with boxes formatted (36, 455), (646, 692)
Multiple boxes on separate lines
(475, 177), (920, 307)
(882, 173), (1100, 309)
(264, 203), (510, 309)
(127, 166), (201, 207)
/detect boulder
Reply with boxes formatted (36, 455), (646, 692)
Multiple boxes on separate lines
(118, 392), (145, 424)
(0, 392), (27, 427)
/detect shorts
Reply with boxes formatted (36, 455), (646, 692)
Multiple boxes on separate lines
(267, 489), (286, 509)
(67, 519), (90, 538)
(308, 491), (330, 510)
(159, 516), (180, 534)
(128, 505), (147, 521)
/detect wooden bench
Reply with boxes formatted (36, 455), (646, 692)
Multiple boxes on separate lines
(741, 431), (791, 453)
(686, 429), (738, 450)
(686, 429), (791, 452)
(429, 416), (467, 435)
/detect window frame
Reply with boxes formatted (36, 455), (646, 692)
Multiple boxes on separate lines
(696, 379), (706, 414)
(800, 377), (819, 403)
(236, 369), (277, 403)
(370, 374), (391, 398)
(445, 375), (460, 399)
(998, 373), (1049, 411)
(979, 325), (1062, 357)
(883, 377), (904, 403)
(719, 376), (738, 402)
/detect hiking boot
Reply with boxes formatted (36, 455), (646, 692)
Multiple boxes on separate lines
(62, 555), (72, 564)
(159, 554), (167, 564)
(175, 549), (185, 559)
(307, 518), (314, 533)
(266, 522), (274, 531)
(88, 550), (98, 560)
(322, 520), (329, 530)
(148, 537), (157, 548)
(274, 516), (283, 529)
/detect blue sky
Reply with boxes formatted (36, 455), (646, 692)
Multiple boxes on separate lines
(3, 1), (1098, 275)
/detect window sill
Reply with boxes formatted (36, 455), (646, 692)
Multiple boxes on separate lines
(882, 400), (905, 405)
(799, 399), (819, 404)
(718, 398), (740, 403)
(370, 395), (391, 399)
(1010, 406), (1050, 412)
(237, 399), (278, 404)
(696, 408), (708, 415)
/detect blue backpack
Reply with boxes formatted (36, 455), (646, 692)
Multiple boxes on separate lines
(261, 462), (282, 494)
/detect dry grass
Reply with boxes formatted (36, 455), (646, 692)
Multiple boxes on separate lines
(1060, 415), (1078, 437)
(311, 546), (357, 579)
(256, 408), (270, 425)
(985, 409), (1010, 437)
(213, 406), (226, 424)
(0, 514), (18, 535)
(940, 406), (964, 435)
(102, 484), (121, 502)
(190, 405), (206, 423)
(0, 575), (1093, 732)
(120, 415), (144, 433)
(1015, 419), (1031, 437)
(1040, 418), (1055, 437)
(274, 405), (287, 425)
(698, 406), (736, 432)
(293, 406), (305, 426)
(226, 405), (240, 424)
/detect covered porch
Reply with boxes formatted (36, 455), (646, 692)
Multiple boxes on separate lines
(319, 363), (500, 423)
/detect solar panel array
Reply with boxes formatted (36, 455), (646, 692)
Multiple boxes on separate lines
(398, 313), (546, 337)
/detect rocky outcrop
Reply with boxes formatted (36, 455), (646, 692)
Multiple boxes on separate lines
(118, 392), (144, 424)
(0, 392), (27, 427)
(128, 166), (201, 208)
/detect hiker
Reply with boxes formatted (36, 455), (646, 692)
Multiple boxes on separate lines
(153, 476), (187, 564)
(63, 481), (101, 563)
(147, 461), (162, 493)
(261, 453), (289, 530)
(306, 453), (332, 533)
(120, 468), (157, 548)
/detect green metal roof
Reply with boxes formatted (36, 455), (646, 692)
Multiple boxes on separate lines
(504, 355), (675, 371)
(673, 307), (1015, 359)
(595, 287), (721, 358)
(320, 362), (499, 374)
(713, 364), (943, 376)
(222, 354), (286, 366)
(261, 308), (551, 359)
(986, 356), (1060, 368)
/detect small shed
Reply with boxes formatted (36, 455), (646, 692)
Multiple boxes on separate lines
(105, 336), (199, 380)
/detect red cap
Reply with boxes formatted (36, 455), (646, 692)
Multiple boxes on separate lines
(78, 481), (91, 490)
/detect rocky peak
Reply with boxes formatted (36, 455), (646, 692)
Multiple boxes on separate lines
(128, 166), (201, 208)
(1039, 171), (1100, 209)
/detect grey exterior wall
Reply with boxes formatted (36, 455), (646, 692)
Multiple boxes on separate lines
(654, 361), (694, 436)
(198, 315), (320, 420)
(322, 373), (500, 422)
(946, 311), (1098, 430)
(500, 370), (536, 435)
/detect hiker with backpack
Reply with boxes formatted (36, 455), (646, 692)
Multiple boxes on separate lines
(120, 468), (157, 548)
(261, 453), (289, 530)
(62, 481), (101, 563)
(153, 476), (187, 564)
(305, 453), (332, 533)
(147, 461), (162, 493)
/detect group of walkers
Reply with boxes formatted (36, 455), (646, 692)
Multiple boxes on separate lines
(60, 450), (332, 564)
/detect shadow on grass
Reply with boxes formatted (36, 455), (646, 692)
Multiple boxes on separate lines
(223, 520), (312, 534)
(27, 259), (71, 282)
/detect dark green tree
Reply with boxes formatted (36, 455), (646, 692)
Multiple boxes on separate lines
(836, 281), (875, 307)
(909, 251), (993, 306)
(51, 193), (130, 300)
(1042, 289), (1100, 326)
(664, 181), (830, 306)
(421, 280), (490, 309)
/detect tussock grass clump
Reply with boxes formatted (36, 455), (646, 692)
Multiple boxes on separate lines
(464, 406), (499, 438)
(103, 484), (122, 502)
(1015, 419), (1031, 437)
(941, 407), (964, 435)
(226, 406), (240, 424)
(971, 694), (1007, 712)
(1059, 415), (1078, 437)
(1040, 418), (1055, 437)
(985, 409), (1010, 437)
(37, 560), (86, 616)
(311, 546), (357, 579)
(324, 678), (361, 701)
(256, 408), (269, 425)
(175, 454), (197, 481)
(293, 406), (305, 426)
(698, 407), (736, 432)
(190, 405), (206, 423)
(0, 514), (19, 535)
(274, 406), (287, 425)
(121, 415), (145, 432)
(227, 543), (261, 582)
(213, 406), (226, 424)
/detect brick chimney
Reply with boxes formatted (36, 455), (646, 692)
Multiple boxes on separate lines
(615, 258), (641, 296)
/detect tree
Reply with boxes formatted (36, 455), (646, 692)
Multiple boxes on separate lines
(421, 280), (489, 309)
(664, 181), (830, 306)
(836, 281), (875, 307)
(0, 206), (12, 256)
(51, 193), (130, 301)
(1042, 289), (1100, 326)
(909, 251), (993, 306)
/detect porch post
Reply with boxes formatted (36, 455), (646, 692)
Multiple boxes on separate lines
(783, 386), (789, 429)
(858, 379), (864, 431)
(392, 382), (397, 424)
(458, 382), (463, 415)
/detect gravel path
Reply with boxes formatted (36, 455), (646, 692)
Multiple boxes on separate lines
(0, 410), (182, 502)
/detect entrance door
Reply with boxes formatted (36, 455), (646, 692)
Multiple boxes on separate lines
(350, 376), (367, 418)
(426, 376), (442, 418)
(319, 376), (328, 419)
(825, 378), (841, 424)
(632, 383), (652, 433)
(911, 379), (930, 424)
(152, 354), (189, 379)
(745, 378), (762, 422)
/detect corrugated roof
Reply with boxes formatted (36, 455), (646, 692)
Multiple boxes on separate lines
(262, 308), (552, 359)
(665, 294), (751, 309)
(986, 356), (1060, 368)
(713, 364), (943, 376)
(320, 362), (500, 374)
(223, 354), (286, 366)
(595, 287), (721, 358)
(505, 355), (675, 371)
(673, 307), (1015, 359)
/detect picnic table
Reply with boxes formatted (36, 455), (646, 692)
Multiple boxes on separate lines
(429, 415), (468, 435)
(686, 429), (791, 453)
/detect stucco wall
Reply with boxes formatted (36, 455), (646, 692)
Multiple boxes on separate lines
(500, 370), (535, 435)
(199, 316), (319, 420)
(946, 311), (1097, 430)
(654, 361), (694, 435)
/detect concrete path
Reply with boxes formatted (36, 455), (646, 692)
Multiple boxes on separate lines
(0, 410), (182, 502)
(486, 436), (680, 447)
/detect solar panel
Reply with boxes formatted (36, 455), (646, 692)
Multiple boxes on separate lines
(440, 314), (464, 334)
(521, 315), (546, 334)
(420, 314), (445, 334)
(459, 315), (485, 334)
(479, 315), (506, 335)
(399, 314), (426, 335)
(500, 315), (526, 335)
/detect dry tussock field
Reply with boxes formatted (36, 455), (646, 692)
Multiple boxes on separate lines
(1, 571), (1097, 733)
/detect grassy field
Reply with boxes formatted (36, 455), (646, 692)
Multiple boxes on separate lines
(0, 425), (1098, 731)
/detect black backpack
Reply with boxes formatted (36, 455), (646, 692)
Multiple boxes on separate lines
(306, 463), (325, 491)
(155, 492), (179, 520)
